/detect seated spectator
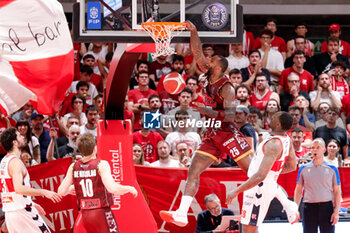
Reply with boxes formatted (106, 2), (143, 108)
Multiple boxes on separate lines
(285, 36), (316, 76)
(80, 105), (99, 138)
(68, 65), (98, 105)
(20, 146), (36, 167)
(195, 194), (234, 233)
(278, 50), (314, 94)
(31, 113), (50, 163)
(128, 71), (158, 131)
(325, 139), (342, 167)
(150, 141), (181, 167)
(314, 107), (348, 159)
(133, 116), (164, 163)
(310, 73), (342, 112)
(279, 73), (310, 112)
(175, 142), (192, 167)
(57, 116), (79, 148)
(312, 36), (349, 76)
(240, 50), (271, 89)
(83, 42), (111, 75)
(165, 110), (201, 157)
(287, 106), (313, 145)
(0, 110), (16, 159)
(229, 69), (243, 88)
(247, 106), (266, 142)
(234, 105), (257, 152)
(329, 60), (349, 99)
(93, 94), (104, 119)
(262, 99), (280, 130)
(226, 43), (249, 70)
(11, 101), (35, 123)
(321, 24), (350, 58)
(133, 144), (150, 166)
(16, 120), (40, 164)
(286, 23), (314, 57)
(149, 55), (172, 85)
(343, 158), (350, 167)
(234, 84), (251, 107)
(81, 54), (103, 92)
(295, 95), (315, 131)
(97, 51), (113, 89)
(186, 76), (206, 107)
(291, 128), (309, 160)
(315, 102), (345, 129)
(64, 95), (87, 126)
(130, 59), (156, 91)
(60, 81), (90, 116)
(250, 72), (279, 113)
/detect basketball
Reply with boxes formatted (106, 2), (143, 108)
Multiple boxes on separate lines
(163, 72), (186, 95)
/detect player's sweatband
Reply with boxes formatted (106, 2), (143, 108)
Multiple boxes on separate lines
(216, 111), (225, 121)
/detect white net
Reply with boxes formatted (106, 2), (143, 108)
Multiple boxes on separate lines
(142, 22), (186, 59)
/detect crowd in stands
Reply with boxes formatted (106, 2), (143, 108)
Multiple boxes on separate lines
(2, 19), (350, 169)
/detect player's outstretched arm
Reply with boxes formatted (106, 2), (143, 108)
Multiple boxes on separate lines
(10, 158), (62, 203)
(99, 160), (138, 197)
(226, 139), (282, 204)
(58, 163), (75, 196)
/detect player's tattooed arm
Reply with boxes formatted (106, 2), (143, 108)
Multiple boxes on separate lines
(221, 83), (236, 122)
(281, 142), (297, 174)
(186, 21), (209, 73)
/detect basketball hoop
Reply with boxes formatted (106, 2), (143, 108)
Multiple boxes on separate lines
(141, 22), (186, 59)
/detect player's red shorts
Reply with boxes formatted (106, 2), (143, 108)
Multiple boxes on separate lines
(73, 207), (119, 233)
(196, 126), (252, 162)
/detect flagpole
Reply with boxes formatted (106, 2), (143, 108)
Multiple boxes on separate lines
(49, 116), (60, 159)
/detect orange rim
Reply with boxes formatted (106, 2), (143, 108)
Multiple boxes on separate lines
(142, 22), (186, 40)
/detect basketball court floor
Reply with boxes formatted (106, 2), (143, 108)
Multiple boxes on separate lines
(260, 221), (350, 233)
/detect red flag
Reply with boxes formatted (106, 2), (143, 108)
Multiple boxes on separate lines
(0, 0), (74, 116)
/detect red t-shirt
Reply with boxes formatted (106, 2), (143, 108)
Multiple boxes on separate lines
(132, 131), (164, 163)
(73, 43), (81, 81)
(287, 126), (312, 142)
(242, 31), (255, 56)
(330, 76), (349, 99)
(158, 91), (179, 114)
(149, 61), (172, 82)
(321, 40), (350, 57)
(124, 109), (133, 121)
(0, 117), (17, 154)
(279, 67), (314, 92)
(250, 90), (273, 112)
(295, 147), (309, 159)
(60, 93), (89, 116)
(90, 73), (103, 93)
(254, 35), (287, 53)
(156, 74), (189, 93)
(341, 93), (350, 117)
(128, 88), (158, 130)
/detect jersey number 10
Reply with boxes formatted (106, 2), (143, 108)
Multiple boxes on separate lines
(79, 179), (94, 197)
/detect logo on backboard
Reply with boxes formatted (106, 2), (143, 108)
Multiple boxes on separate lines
(202, 3), (229, 30)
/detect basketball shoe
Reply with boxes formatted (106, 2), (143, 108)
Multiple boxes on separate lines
(159, 210), (188, 227)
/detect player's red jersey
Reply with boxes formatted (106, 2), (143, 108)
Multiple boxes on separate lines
(73, 158), (113, 210)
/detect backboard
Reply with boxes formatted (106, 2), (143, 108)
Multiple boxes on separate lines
(73, 0), (243, 44)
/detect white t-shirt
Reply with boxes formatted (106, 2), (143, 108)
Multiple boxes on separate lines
(150, 159), (182, 168)
(64, 112), (87, 126)
(80, 125), (97, 138)
(165, 131), (201, 157)
(27, 136), (39, 156)
(68, 81), (98, 105)
(226, 55), (249, 70)
(309, 90), (341, 108)
(259, 49), (284, 82)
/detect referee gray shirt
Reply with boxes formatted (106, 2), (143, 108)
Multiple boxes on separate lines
(296, 161), (341, 203)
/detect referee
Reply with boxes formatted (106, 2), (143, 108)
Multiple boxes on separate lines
(294, 138), (341, 233)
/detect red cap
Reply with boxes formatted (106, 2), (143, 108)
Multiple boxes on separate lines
(329, 24), (340, 31)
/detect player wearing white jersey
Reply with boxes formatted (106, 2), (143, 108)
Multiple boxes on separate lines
(0, 128), (61, 233)
(226, 112), (299, 233)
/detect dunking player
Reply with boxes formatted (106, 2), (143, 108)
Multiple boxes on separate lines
(226, 112), (299, 232)
(58, 133), (137, 233)
(0, 128), (62, 233)
(160, 21), (299, 227)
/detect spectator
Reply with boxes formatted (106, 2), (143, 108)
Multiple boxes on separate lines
(287, 23), (314, 57)
(325, 139), (342, 167)
(127, 71), (158, 131)
(64, 95), (88, 126)
(295, 95), (315, 131)
(315, 102), (345, 129)
(57, 116), (80, 148)
(254, 18), (287, 60)
(133, 144), (150, 166)
(97, 51), (113, 88)
(247, 106), (265, 141)
(81, 54), (103, 92)
(165, 110), (201, 158)
(278, 50), (314, 93)
(150, 141), (181, 167)
(31, 113), (50, 163)
(258, 29), (285, 88)
(329, 60), (349, 99)
(186, 76), (208, 107)
(175, 142), (192, 167)
(20, 146), (36, 167)
(294, 138), (341, 233)
(228, 69), (243, 88)
(16, 120), (40, 164)
(195, 194), (234, 233)
(80, 105), (99, 138)
(93, 94), (104, 119)
(262, 99), (280, 130)
(133, 115), (164, 163)
(83, 42), (111, 75)
(314, 107), (348, 159)
(60, 81), (90, 116)
(285, 36), (316, 76)
(321, 24), (350, 58)
(226, 43), (249, 70)
(310, 73), (342, 112)
(234, 84), (251, 107)
(234, 105), (257, 152)
(312, 36), (349, 76)
(129, 60), (156, 90)
(241, 50), (271, 89)
(68, 65), (98, 105)
(287, 106), (313, 145)
(291, 127), (309, 160)
(11, 101), (35, 123)
(242, 28), (255, 56)
(250, 72), (279, 113)
(149, 55), (172, 84)
(148, 94), (171, 138)
(279, 73), (310, 112)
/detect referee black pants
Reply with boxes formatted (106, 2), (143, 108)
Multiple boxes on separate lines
(303, 201), (335, 233)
